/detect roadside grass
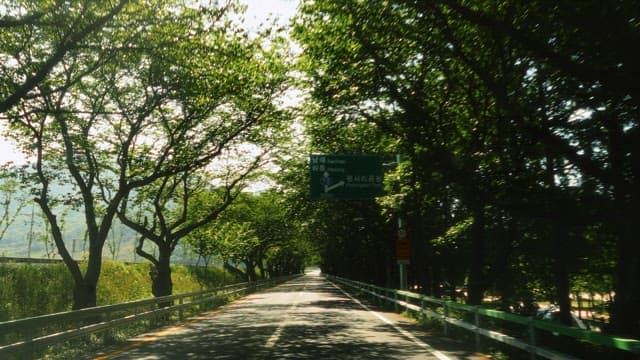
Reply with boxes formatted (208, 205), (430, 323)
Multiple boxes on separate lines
(0, 261), (240, 322)
(0, 261), (251, 359)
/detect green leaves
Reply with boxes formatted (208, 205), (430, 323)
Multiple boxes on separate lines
(184, 190), (311, 276)
(1, 0), (296, 305)
(293, 1), (637, 327)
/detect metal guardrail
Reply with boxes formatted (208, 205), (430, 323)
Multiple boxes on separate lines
(0, 274), (300, 358)
(0, 256), (64, 265)
(0, 256), (183, 266)
(327, 275), (640, 360)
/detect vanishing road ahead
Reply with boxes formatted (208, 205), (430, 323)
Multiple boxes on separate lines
(95, 270), (487, 359)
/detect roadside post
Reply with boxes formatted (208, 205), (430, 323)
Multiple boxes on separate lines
(393, 154), (409, 290)
(396, 223), (410, 290)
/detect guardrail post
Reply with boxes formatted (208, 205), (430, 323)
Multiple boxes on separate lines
(104, 310), (111, 344)
(474, 307), (481, 351)
(179, 297), (184, 321)
(404, 293), (408, 312)
(394, 291), (399, 312)
(370, 285), (374, 300)
(150, 302), (156, 328)
(443, 302), (449, 336)
(420, 298), (426, 322)
(528, 321), (537, 360)
(210, 289), (218, 310)
(24, 324), (34, 359)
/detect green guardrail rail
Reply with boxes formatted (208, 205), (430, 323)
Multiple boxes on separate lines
(327, 274), (640, 360)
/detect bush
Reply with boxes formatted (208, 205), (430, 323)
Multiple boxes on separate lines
(0, 261), (236, 322)
(97, 261), (152, 305)
(0, 263), (73, 321)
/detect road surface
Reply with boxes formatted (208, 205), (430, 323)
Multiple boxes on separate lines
(94, 270), (487, 359)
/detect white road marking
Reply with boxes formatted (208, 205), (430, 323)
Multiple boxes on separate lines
(265, 321), (287, 348)
(264, 285), (306, 348)
(329, 281), (452, 360)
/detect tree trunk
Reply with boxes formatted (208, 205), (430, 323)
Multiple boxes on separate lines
(544, 146), (573, 325)
(385, 240), (393, 288)
(466, 207), (486, 305)
(576, 293), (583, 319)
(606, 114), (640, 337)
(151, 247), (173, 305)
(410, 211), (431, 295)
(553, 247), (572, 326)
(610, 214), (640, 336)
(609, 174), (639, 336)
(58, 223), (103, 310)
(257, 259), (266, 280)
(72, 280), (98, 310)
(496, 219), (517, 311)
(69, 244), (103, 310)
(245, 259), (257, 282)
(224, 262), (247, 282)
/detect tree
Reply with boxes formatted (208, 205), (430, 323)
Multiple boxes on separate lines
(2, 0), (158, 309)
(2, 0), (287, 309)
(293, 0), (500, 294)
(294, 0), (634, 335)
(0, 0), (129, 114)
(264, 237), (309, 277)
(0, 166), (27, 242)
(207, 192), (279, 282)
(184, 190), (312, 282)
(184, 224), (218, 273)
(114, 21), (292, 297)
(240, 190), (301, 278)
(119, 166), (262, 298)
(218, 221), (262, 282)
(426, 0), (640, 335)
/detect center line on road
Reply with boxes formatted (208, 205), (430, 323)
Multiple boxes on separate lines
(329, 281), (452, 360)
(264, 285), (306, 348)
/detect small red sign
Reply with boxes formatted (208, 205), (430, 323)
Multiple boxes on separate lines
(396, 237), (410, 261)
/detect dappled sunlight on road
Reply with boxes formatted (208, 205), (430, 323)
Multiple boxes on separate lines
(96, 272), (487, 359)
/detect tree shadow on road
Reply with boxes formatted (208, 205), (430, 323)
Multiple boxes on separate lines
(97, 274), (488, 359)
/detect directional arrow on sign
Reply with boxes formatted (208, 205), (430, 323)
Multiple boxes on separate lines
(310, 154), (383, 200)
(325, 181), (345, 193)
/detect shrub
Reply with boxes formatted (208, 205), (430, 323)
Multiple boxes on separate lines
(0, 261), (236, 321)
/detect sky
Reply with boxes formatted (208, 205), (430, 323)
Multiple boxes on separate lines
(0, 0), (300, 166)
(241, 0), (299, 30)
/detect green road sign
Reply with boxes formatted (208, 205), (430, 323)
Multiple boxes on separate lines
(310, 154), (383, 199)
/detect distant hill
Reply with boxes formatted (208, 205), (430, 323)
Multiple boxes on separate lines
(1, 199), (197, 264)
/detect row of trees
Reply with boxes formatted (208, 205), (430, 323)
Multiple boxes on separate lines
(185, 190), (310, 282)
(290, 0), (639, 337)
(1, 0), (306, 310)
(3, 0), (637, 339)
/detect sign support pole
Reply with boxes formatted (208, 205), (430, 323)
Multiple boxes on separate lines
(398, 217), (408, 290)
(396, 154), (408, 291)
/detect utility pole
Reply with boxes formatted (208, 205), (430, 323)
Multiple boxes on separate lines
(27, 205), (35, 258)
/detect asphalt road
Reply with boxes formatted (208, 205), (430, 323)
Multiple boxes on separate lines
(94, 270), (487, 359)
